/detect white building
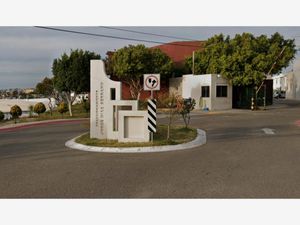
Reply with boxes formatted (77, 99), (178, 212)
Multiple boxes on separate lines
(286, 71), (300, 100)
(272, 73), (287, 91)
(284, 59), (300, 100)
(169, 74), (232, 111)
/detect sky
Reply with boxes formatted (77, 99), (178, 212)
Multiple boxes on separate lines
(1, 26), (300, 89)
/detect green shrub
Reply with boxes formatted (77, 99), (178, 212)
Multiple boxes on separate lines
(0, 111), (4, 121)
(57, 102), (68, 118)
(138, 99), (148, 110)
(156, 93), (171, 108)
(82, 99), (90, 113)
(28, 105), (34, 118)
(10, 105), (22, 123)
(177, 97), (196, 128)
(33, 102), (46, 116)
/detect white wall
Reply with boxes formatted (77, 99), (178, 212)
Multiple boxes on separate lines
(286, 71), (300, 100)
(0, 98), (55, 113)
(182, 74), (212, 110)
(211, 75), (232, 110)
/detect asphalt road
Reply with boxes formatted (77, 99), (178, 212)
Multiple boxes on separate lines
(1, 99), (300, 198)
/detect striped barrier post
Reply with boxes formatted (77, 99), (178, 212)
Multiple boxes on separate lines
(148, 99), (157, 134)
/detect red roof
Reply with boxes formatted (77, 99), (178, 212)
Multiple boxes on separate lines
(151, 41), (205, 66)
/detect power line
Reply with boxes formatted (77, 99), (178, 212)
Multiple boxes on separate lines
(34, 26), (202, 48)
(98, 26), (196, 41)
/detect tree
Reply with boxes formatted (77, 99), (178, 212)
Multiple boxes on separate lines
(57, 102), (68, 118)
(159, 94), (179, 140)
(177, 97), (196, 129)
(0, 111), (4, 121)
(12, 89), (18, 99)
(33, 102), (46, 116)
(52, 49), (100, 116)
(185, 33), (296, 87)
(111, 44), (173, 100)
(10, 105), (22, 123)
(35, 77), (56, 115)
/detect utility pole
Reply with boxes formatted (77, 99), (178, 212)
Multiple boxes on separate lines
(192, 51), (195, 75)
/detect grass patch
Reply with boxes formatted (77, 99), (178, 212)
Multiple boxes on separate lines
(75, 125), (197, 147)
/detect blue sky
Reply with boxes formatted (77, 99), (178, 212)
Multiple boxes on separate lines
(1, 26), (300, 89)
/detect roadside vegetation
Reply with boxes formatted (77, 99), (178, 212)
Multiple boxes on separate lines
(0, 103), (89, 126)
(75, 125), (197, 147)
(0, 111), (4, 122)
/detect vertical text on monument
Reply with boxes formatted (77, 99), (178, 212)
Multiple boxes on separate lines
(95, 89), (99, 127)
(99, 81), (105, 136)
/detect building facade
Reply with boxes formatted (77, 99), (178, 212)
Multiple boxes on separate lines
(170, 74), (232, 111)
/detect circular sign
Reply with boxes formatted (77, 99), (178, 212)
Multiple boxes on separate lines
(145, 75), (159, 90)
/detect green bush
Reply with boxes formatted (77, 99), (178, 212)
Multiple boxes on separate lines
(82, 99), (90, 113)
(28, 105), (34, 118)
(10, 105), (22, 123)
(177, 97), (196, 128)
(138, 99), (148, 110)
(0, 111), (4, 121)
(57, 102), (68, 118)
(33, 102), (46, 116)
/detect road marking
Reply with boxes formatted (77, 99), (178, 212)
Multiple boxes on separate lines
(262, 128), (275, 135)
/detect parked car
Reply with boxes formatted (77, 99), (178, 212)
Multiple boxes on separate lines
(274, 91), (286, 99)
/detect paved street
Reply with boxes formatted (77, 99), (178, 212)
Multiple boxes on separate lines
(1, 99), (300, 198)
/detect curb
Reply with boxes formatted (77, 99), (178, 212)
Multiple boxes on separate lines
(65, 129), (206, 153)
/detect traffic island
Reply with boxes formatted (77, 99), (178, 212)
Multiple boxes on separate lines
(65, 126), (206, 153)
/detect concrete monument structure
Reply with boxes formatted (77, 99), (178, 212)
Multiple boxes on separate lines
(90, 60), (149, 142)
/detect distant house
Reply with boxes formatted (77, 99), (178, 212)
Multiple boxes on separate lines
(273, 74), (287, 91)
(23, 88), (35, 94)
(272, 58), (300, 100)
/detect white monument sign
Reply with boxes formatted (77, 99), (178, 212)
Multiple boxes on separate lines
(143, 74), (160, 91)
(90, 60), (149, 142)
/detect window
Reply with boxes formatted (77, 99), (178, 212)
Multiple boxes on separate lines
(216, 85), (228, 97)
(201, 86), (210, 97)
(110, 88), (116, 100)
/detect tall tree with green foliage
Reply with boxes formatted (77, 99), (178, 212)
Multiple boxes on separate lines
(185, 33), (296, 87)
(52, 49), (100, 116)
(111, 44), (173, 99)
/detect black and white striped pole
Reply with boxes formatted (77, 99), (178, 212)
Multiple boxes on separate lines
(144, 74), (160, 142)
(148, 95), (157, 142)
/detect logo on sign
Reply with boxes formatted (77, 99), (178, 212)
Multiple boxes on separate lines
(144, 74), (160, 91)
